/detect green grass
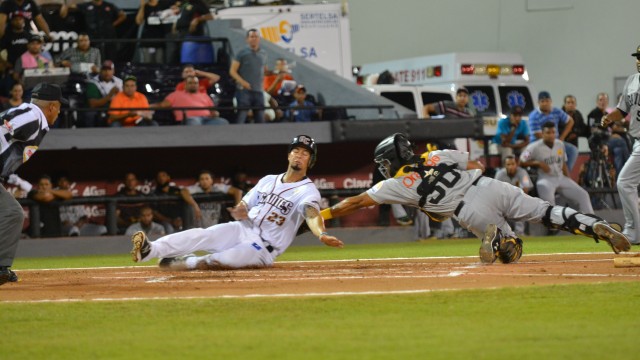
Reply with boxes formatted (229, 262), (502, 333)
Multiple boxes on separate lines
(3, 235), (637, 360)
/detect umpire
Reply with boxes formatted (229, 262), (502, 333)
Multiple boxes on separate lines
(0, 83), (67, 286)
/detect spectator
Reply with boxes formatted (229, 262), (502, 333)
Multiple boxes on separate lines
(27, 174), (72, 237)
(13, 34), (54, 81)
(56, 176), (107, 236)
(0, 0), (52, 41)
(494, 155), (533, 235)
(561, 94), (588, 148)
(231, 168), (253, 193)
(264, 58), (294, 96)
(0, 11), (29, 67)
(115, 172), (147, 234)
(83, 60), (122, 127)
(229, 28), (267, 124)
(174, 64), (220, 93)
(55, 32), (101, 75)
(520, 121), (593, 214)
(0, 61), (14, 98)
(187, 170), (242, 228)
(527, 91), (578, 171)
(173, 0), (213, 37)
(1, 82), (24, 110)
(135, 0), (172, 64)
(152, 170), (201, 234)
(422, 87), (476, 149)
(156, 75), (228, 125)
(285, 84), (319, 122)
(492, 105), (530, 160)
(60, 0), (126, 61)
(608, 119), (632, 176)
(108, 75), (157, 127)
(125, 206), (165, 237)
(587, 92), (609, 130)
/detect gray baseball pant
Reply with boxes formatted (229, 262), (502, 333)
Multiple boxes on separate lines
(0, 183), (24, 267)
(617, 139), (640, 244)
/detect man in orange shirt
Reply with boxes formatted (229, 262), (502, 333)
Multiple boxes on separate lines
(263, 58), (294, 96)
(108, 75), (157, 127)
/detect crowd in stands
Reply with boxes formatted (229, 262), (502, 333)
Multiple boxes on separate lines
(7, 169), (249, 238)
(0, 0), (327, 126)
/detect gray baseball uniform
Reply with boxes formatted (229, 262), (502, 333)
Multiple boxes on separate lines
(616, 73), (640, 243)
(366, 149), (586, 239)
(494, 167), (532, 235)
(520, 139), (593, 213)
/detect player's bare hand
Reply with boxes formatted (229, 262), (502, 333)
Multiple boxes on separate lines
(228, 203), (248, 220)
(320, 234), (344, 248)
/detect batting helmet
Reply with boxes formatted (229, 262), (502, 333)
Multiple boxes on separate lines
(374, 133), (418, 178)
(289, 135), (317, 168)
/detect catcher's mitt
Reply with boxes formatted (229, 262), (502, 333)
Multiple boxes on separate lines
(497, 237), (523, 264)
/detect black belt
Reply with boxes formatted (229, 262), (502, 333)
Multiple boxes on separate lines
(262, 240), (274, 253)
(454, 176), (483, 217)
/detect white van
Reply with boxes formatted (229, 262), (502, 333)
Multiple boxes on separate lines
(359, 52), (537, 137)
(362, 84), (453, 118)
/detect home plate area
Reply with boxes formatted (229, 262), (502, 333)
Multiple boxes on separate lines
(2, 253), (640, 303)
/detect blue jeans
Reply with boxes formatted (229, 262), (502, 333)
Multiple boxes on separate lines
(564, 141), (578, 171)
(185, 116), (229, 125)
(235, 89), (264, 124)
(608, 136), (630, 175)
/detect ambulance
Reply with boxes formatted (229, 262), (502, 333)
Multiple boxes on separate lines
(358, 52), (537, 137)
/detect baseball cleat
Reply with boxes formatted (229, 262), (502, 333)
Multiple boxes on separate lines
(479, 224), (500, 264)
(592, 221), (631, 254)
(0, 267), (17, 286)
(131, 231), (151, 262)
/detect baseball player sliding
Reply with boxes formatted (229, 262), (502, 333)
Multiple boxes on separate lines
(600, 44), (640, 246)
(131, 135), (343, 270)
(321, 133), (630, 264)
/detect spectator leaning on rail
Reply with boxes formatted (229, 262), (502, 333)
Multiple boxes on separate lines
(285, 84), (320, 122)
(55, 32), (102, 75)
(108, 75), (157, 127)
(12, 34), (54, 83)
(83, 60), (122, 127)
(492, 105), (530, 161)
(527, 91), (578, 171)
(422, 87), (476, 150)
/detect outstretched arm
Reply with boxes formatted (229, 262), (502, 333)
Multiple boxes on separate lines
(305, 205), (343, 248)
(320, 192), (379, 220)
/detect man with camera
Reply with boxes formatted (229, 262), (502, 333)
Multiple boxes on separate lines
(600, 44), (640, 245)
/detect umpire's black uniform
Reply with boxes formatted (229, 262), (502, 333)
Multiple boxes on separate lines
(0, 83), (67, 285)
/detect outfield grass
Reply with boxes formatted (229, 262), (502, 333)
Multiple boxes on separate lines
(3, 235), (638, 360)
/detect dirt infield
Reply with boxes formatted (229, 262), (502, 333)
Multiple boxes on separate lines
(2, 253), (640, 303)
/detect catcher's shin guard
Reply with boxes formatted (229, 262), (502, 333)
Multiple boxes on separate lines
(542, 206), (601, 237)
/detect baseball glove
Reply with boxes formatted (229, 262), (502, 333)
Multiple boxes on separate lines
(497, 237), (523, 264)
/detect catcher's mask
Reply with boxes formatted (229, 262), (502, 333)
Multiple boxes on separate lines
(374, 133), (418, 178)
(289, 134), (317, 168)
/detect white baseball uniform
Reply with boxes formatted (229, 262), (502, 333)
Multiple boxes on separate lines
(616, 73), (640, 243)
(520, 138), (593, 213)
(142, 173), (321, 268)
(367, 149), (600, 240)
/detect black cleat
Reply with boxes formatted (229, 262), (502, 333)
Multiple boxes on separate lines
(0, 267), (17, 286)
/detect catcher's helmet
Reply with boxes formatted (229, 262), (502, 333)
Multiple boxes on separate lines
(289, 134), (317, 168)
(374, 133), (418, 178)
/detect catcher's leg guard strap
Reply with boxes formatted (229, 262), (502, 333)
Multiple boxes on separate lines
(543, 206), (602, 237)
